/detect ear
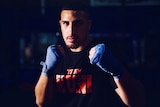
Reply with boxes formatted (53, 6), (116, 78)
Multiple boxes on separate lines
(59, 20), (61, 26)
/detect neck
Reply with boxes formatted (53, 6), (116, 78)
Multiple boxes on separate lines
(70, 37), (92, 52)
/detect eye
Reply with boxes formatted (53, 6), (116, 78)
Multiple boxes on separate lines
(74, 20), (83, 26)
(62, 21), (69, 26)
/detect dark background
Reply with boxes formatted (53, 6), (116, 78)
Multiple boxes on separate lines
(0, 0), (160, 107)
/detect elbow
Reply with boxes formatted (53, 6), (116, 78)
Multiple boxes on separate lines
(120, 98), (146, 107)
(35, 88), (52, 107)
(35, 93), (44, 107)
(36, 98), (53, 107)
(120, 99), (131, 107)
(124, 102), (145, 107)
(36, 99), (44, 107)
(35, 89), (46, 107)
(124, 102), (132, 107)
(35, 87), (45, 107)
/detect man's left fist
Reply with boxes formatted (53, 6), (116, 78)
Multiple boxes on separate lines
(89, 43), (124, 79)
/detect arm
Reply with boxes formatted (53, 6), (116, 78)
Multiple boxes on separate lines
(35, 74), (54, 107)
(89, 43), (146, 107)
(34, 45), (62, 107)
(114, 71), (146, 107)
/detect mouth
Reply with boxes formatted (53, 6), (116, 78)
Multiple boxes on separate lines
(67, 36), (76, 42)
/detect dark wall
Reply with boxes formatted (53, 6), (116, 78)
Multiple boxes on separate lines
(0, 4), (160, 107)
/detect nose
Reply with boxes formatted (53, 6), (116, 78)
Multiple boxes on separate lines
(68, 23), (75, 36)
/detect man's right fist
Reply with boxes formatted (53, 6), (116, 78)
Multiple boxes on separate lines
(41, 45), (63, 77)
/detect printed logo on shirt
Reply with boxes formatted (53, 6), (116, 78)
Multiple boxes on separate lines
(56, 69), (92, 94)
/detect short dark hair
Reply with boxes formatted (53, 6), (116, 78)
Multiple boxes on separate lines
(59, 1), (90, 19)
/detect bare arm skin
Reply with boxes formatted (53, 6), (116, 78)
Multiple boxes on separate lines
(35, 73), (54, 107)
(114, 71), (146, 107)
(89, 44), (146, 107)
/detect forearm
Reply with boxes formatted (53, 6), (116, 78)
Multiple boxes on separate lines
(35, 73), (54, 107)
(89, 44), (146, 106)
(114, 71), (146, 107)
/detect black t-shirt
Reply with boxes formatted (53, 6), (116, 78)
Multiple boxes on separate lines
(51, 40), (126, 107)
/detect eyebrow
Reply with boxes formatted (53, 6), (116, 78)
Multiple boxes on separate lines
(61, 20), (68, 22)
(61, 19), (84, 22)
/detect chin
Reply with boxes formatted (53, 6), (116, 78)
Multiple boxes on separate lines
(66, 43), (79, 49)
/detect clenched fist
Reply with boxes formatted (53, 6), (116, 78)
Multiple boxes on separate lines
(89, 43), (124, 79)
(41, 45), (64, 77)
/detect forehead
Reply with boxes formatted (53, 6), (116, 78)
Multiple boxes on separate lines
(60, 10), (87, 20)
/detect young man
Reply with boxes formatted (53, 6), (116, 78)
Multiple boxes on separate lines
(35, 1), (146, 107)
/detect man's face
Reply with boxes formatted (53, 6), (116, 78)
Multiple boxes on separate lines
(59, 10), (91, 49)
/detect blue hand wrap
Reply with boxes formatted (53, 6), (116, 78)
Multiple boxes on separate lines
(90, 44), (124, 79)
(41, 45), (61, 77)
